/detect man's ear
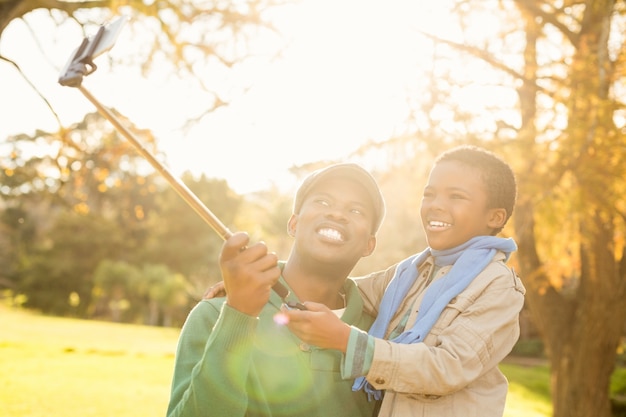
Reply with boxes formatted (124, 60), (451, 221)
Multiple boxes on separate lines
(362, 235), (377, 257)
(287, 214), (298, 237)
(487, 208), (507, 230)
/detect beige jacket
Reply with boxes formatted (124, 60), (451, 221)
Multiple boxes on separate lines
(356, 252), (526, 417)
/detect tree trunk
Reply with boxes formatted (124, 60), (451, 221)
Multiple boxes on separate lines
(552, 209), (625, 417)
(513, 2), (626, 416)
(515, 193), (626, 417)
(148, 298), (160, 326)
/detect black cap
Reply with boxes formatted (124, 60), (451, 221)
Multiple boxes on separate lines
(293, 163), (386, 233)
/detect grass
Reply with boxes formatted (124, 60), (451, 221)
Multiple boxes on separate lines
(0, 305), (552, 417)
(1, 305), (179, 417)
(501, 363), (552, 417)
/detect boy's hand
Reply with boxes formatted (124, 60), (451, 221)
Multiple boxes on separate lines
(203, 281), (226, 299)
(220, 232), (280, 317)
(278, 302), (351, 352)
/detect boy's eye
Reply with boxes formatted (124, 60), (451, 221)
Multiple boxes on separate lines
(350, 208), (364, 215)
(450, 193), (466, 199)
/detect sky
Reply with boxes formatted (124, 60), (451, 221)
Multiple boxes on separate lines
(0, 0), (452, 194)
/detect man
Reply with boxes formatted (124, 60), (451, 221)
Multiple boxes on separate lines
(166, 163), (385, 417)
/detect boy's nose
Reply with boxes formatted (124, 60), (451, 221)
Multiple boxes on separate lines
(424, 196), (443, 210)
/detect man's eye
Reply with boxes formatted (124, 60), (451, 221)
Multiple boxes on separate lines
(451, 193), (466, 199)
(315, 199), (330, 206)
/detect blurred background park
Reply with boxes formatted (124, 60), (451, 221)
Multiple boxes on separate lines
(1, 1), (626, 416)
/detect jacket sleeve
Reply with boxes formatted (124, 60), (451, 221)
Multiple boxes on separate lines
(353, 264), (398, 317)
(166, 300), (258, 417)
(365, 264), (525, 396)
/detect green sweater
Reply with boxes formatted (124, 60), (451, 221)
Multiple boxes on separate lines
(166, 277), (377, 417)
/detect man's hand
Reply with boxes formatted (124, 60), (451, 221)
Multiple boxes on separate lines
(220, 232), (280, 317)
(279, 302), (352, 352)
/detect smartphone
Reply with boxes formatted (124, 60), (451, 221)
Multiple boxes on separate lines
(283, 301), (307, 311)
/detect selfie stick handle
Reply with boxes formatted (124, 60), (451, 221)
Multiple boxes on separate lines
(77, 86), (233, 240)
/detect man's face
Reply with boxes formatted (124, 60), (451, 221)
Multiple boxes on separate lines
(289, 177), (376, 267)
(420, 160), (502, 251)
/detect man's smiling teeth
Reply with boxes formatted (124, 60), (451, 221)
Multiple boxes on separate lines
(318, 228), (344, 241)
(429, 220), (452, 228)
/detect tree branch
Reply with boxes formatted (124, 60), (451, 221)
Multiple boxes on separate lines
(0, 54), (62, 131)
(512, 0), (579, 46)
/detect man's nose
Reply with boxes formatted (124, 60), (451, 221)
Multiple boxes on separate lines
(325, 205), (349, 222)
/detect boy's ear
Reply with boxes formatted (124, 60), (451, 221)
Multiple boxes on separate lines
(487, 208), (507, 230)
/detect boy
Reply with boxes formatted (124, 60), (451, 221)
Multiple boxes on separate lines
(284, 146), (526, 417)
(166, 163), (385, 417)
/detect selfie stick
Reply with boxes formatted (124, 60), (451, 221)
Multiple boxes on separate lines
(58, 17), (290, 299)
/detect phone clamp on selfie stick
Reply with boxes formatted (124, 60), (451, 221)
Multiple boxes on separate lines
(57, 17), (290, 300)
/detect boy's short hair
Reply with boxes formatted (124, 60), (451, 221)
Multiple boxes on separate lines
(435, 145), (517, 233)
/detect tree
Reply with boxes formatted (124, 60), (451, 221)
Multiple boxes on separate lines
(408, 1), (626, 416)
(0, 112), (166, 315)
(90, 257), (195, 327)
(23, 210), (127, 316)
(135, 263), (190, 327)
(92, 259), (140, 322)
(139, 172), (243, 297)
(1, 0), (288, 120)
(512, 2), (626, 416)
(1, 108), (246, 318)
(0, 0), (290, 316)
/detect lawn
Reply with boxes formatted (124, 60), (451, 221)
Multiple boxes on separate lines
(0, 305), (552, 417)
(501, 362), (552, 417)
(1, 305), (178, 417)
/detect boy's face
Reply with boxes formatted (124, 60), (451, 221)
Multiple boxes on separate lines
(288, 177), (377, 268)
(420, 160), (506, 251)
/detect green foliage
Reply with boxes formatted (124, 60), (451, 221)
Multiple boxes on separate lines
(608, 363), (626, 416)
(139, 173), (243, 296)
(92, 259), (142, 322)
(236, 186), (295, 259)
(611, 368), (626, 397)
(511, 338), (546, 358)
(91, 261), (191, 326)
(20, 211), (127, 316)
(612, 367), (626, 416)
(0, 113), (247, 323)
(0, 205), (31, 289)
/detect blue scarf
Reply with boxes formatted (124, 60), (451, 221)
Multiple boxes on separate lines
(352, 235), (517, 400)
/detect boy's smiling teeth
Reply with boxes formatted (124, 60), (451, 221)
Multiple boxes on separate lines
(429, 220), (452, 228)
(318, 228), (344, 242)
